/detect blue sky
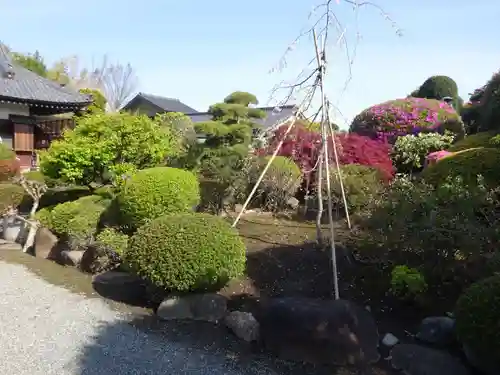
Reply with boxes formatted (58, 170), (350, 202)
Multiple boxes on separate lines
(1, 0), (499, 128)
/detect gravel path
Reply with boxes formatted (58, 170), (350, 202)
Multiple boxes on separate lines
(0, 261), (290, 375)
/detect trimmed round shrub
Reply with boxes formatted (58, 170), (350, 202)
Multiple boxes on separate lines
(416, 75), (458, 101)
(124, 212), (246, 292)
(250, 156), (302, 211)
(22, 170), (61, 188)
(117, 167), (200, 230)
(455, 275), (500, 370)
(448, 130), (500, 152)
(322, 164), (384, 214)
(0, 183), (25, 212)
(48, 195), (108, 237)
(350, 97), (464, 143)
(422, 147), (500, 187)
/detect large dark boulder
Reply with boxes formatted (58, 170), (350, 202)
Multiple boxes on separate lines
(255, 297), (379, 370)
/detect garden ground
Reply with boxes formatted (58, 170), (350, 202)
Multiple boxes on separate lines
(0, 213), (468, 374)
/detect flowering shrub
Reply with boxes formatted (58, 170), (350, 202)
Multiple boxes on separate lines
(350, 97), (464, 143)
(259, 125), (394, 182)
(392, 132), (455, 173)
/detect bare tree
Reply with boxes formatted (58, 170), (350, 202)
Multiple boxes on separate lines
(102, 62), (138, 112)
(47, 55), (138, 112)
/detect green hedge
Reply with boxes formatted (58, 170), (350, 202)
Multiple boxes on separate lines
(19, 186), (91, 213)
(117, 167), (200, 230)
(455, 274), (500, 370)
(124, 212), (246, 292)
(422, 147), (500, 187)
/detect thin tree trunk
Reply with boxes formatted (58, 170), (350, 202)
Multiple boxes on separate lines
(316, 151), (324, 245)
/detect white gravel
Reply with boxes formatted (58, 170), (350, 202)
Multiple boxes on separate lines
(0, 261), (282, 375)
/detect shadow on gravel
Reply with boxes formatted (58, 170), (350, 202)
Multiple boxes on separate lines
(75, 314), (347, 375)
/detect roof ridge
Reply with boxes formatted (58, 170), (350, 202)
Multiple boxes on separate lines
(140, 92), (181, 101)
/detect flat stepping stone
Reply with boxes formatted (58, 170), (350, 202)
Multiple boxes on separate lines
(0, 241), (22, 251)
(390, 344), (470, 375)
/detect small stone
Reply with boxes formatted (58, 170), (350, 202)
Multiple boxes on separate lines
(61, 250), (85, 266)
(224, 311), (260, 342)
(382, 333), (399, 347)
(157, 296), (193, 321)
(286, 197), (300, 209)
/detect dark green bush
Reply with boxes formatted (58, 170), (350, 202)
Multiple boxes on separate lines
(249, 156), (302, 211)
(477, 71), (500, 132)
(455, 275), (500, 370)
(416, 75), (458, 101)
(124, 212), (246, 292)
(117, 167), (200, 230)
(0, 184), (25, 212)
(422, 147), (500, 187)
(198, 178), (231, 214)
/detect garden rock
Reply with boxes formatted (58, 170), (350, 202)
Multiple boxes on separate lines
(224, 311), (260, 342)
(255, 297), (380, 368)
(92, 271), (149, 306)
(157, 293), (227, 323)
(2, 215), (25, 243)
(382, 333), (399, 347)
(416, 316), (456, 346)
(61, 250), (85, 267)
(390, 344), (470, 375)
(286, 197), (299, 209)
(33, 227), (59, 260)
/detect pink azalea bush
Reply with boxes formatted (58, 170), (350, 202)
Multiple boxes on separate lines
(425, 150), (453, 167)
(350, 97), (464, 143)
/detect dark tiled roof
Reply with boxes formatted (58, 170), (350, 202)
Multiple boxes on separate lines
(187, 105), (296, 129)
(131, 92), (199, 113)
(0, 44), (92, 106)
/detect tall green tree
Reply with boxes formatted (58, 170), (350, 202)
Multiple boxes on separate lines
(11, 51), (47, 77)
(194, 91), (265, 148)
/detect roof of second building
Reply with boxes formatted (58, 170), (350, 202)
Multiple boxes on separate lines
(187, 105), (297, 129)
(0, 44), (92, 106)
(131, 92), (199, 113)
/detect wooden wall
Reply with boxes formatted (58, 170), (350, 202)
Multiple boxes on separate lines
(13, 123), (34, 151)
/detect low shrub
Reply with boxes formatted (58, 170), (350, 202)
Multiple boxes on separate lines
(390, 265), (427, 300)
(35, 207), (53, 228)
(249, 156), (302, 211)
(422, 147), (500, 187)
(198, 178), (231, 214)
(0, 184), (25, 213)
(391, 132), (455, 173)
(124, 212), (246, 292)
(360, 175), (500, 279)
(455, 275), (500, 370)
(350, 97), (464, 143)
(0, 143), (14, 160)
(447, 130), (500, 152)
(322, 164), (384, 216)
(117, 167), (200, 230)
(95, 228), (129, 256)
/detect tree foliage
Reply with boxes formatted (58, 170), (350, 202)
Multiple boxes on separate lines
(11, 51), (47, 77)
(39, 112), (181, 186)
(78, 88), (107, 115)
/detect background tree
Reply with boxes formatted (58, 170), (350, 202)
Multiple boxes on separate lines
(78, 88), (107, 115)
(11, 51), (47, 77)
